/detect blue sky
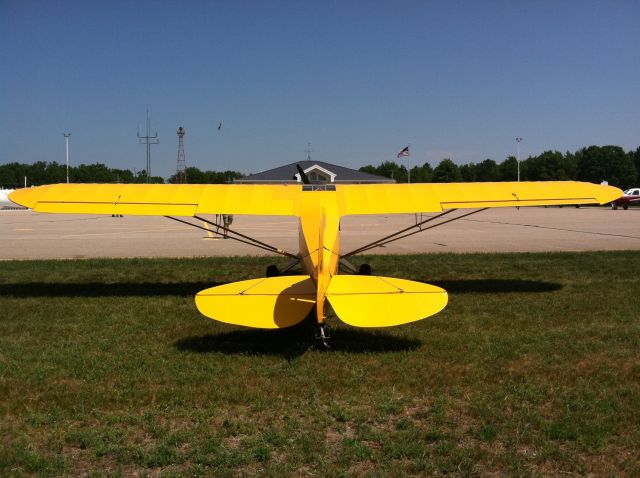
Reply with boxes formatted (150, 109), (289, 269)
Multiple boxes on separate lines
(2, 1), (639, 179)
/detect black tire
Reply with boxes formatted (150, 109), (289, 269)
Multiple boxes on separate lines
(266, 265), (279, 277)
(623, 204), (628, 210)
(358, 263), (372, 275)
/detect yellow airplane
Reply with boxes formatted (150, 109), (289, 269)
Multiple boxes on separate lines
(10, 176), (621, 346)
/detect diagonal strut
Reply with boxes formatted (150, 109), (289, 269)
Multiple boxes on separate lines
(165, 215), (298, 259)
(341, 208), (488, 258)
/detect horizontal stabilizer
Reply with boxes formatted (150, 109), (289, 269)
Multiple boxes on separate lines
(326, 276), (448, 327)
(195, 276), (316, 329)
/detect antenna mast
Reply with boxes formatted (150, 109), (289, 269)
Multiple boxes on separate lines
(137, 107), (159, 183)
(176, 126), (187, 184)
(305, 142), (313, 161)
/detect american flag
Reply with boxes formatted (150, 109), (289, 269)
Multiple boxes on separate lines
(397, 146), (410, 158)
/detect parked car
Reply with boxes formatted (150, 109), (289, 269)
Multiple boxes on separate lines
(611, 187), (640, 210)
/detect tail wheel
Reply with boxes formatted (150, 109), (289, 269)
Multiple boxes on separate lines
(315, 324), (331, 349)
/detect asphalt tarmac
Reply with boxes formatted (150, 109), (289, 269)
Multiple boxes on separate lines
(1, 207), (639, 260)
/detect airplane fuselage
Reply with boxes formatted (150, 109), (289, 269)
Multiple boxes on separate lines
(297, 188), (341, 323)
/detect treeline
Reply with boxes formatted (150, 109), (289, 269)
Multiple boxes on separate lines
(167, 167), (244, 184)
(0, 162), (164, 187)
(2, 145), (639, 188)
(0, 162), (243, 188)
(361, 145), (640, 189)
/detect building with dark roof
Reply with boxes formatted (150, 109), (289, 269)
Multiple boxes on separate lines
(235, 161), (394, 184)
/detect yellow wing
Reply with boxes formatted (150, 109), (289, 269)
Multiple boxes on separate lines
(9, 183), (302, 216)
(9, 181), (622, 217)
(336, 181), (622, 215)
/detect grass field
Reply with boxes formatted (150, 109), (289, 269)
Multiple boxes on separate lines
(1, 251), (639, 477)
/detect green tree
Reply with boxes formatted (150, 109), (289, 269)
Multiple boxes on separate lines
(630, 146), (640, 184)
(498, 156), (518, 181)
(207, 170), (245, 183)
(459, 163), (477, 182)
(112, 168), (135, 183)
(524, 150), (573, 181)
(433, 159), (462, 182)
(0, 162), (29, 187)
(358, 165), (378, 176)
(408, 162), (433, 183)
(576, 145), (637, 188)
(27, 161), (49, 185)
(73, 163), (117, 183)
(381, 161), (407, 182)
(168, 167), (244, 184)
(0, 161), (160, 184)
(476, 159), (498, 182)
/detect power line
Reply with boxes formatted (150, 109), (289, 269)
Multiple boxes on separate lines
(137, 107), (159, 183)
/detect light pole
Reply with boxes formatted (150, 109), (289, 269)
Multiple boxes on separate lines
(516, 137), (522, 182)
(63, 133), (71, 184)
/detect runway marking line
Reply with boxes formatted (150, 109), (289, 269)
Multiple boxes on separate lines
(201, 221), (219, 240)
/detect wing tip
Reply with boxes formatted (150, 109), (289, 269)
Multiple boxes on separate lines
(599, 184), (624, 204)
(8, 186), (45, 209)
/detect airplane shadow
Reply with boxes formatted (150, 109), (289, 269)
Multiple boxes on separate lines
(0, 281), (223, 298)
(0, 279), (561, 298)
(430, 279), (562, 294)
(174, 326), (421, 359)
(2, 278), (561, 358)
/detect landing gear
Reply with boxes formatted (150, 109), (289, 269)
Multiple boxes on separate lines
(358, 263), (372, 275)
(315, 323), (331, 349)
(266, 264), (279, 277)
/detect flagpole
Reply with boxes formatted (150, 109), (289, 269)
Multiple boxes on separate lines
(407, 143), (411, 184)
(397, 145), (411, 184)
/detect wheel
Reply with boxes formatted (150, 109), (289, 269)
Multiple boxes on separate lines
(358, 263), (372, 275)
(623, 204), (628, 210)
(315, 324), (331, 349)
(266, 264), (279, 277)
(612, 203), (618, 210)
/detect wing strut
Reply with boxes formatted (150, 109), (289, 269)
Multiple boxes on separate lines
(165, 216), (298, 259)
(341, 208), (487, 258)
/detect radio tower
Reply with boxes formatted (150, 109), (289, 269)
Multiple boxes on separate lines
(176, 126), (187, 184)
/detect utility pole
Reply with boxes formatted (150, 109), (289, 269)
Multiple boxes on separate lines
(63, 133), (71, 183)
(516, 137), (523, 182)
(137, 107), (159, 183)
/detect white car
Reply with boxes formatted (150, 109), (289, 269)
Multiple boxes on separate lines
(0, 189), (16, 208)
